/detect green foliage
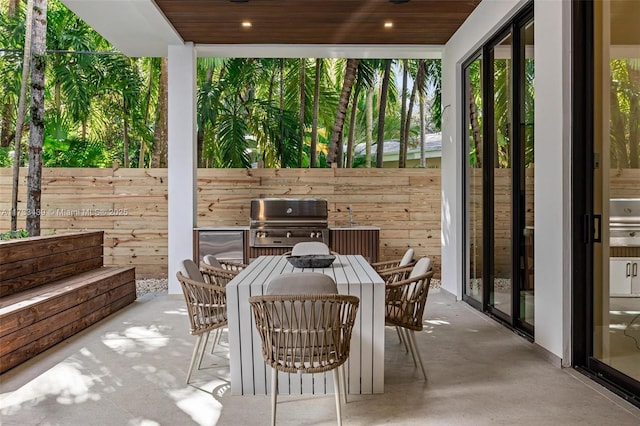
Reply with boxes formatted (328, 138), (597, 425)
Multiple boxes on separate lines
(1, 229), (29, 240)
(0, 1), (444, 169)
(0, 147), (12, 167)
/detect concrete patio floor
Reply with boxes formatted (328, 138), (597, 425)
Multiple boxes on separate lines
(1, 289), (639, 426)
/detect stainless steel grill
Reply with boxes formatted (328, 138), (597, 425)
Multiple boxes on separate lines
(249, 198), (329, 248)
(610, 198), (640, 247)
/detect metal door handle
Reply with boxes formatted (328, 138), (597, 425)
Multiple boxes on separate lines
(633, 262), (638, 277)
(626, 262), (631, 277)
(593, 214), (602, 243)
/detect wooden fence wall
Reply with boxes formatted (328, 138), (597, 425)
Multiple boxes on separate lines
(0, 167), (441, 278)
(3, 167), (637, 279)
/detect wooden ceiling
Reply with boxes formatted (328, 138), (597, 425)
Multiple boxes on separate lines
(153, 0), (482, 45)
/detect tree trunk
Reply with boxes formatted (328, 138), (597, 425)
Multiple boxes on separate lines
(403, 59), (424, 167)
(123, 115), (130, 167)
(627, 62), (640, 168)
(140, 59), (156, 168)
(197, 66), (214, 168)
(298, 58), (306, 167)
(26, 0), (47, 237)
(419, 87), (425, 168)
(11, 0), (34, 232)
(151, 57), (168, 168)
(376, 60), (392, 168)
(278, 58), (284, 165)
(399, 60), (408, 168)
(1, 1), (18, 147)
(328, 58), (359, 166)
(469, 82), (483, 168)
(365, 86), (373, 168)
(310, 59), (321, 168)
(346, 80), (361, 168)
(610, 82), (629, 169)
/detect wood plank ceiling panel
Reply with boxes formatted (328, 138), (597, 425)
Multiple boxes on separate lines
(154, 0), (482, 45)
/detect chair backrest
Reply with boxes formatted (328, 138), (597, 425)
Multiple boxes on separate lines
(200, 262), (237, 286)
(249, 293), (359, 374)
(202, 254), (223, 269)
(410, 257), (432, 279)
(385, 269), (434, 332)
(176, 271), (227, 335)
(291, 241), (331, 256)
(180, 259), (205, 283)
(266, 272), (338, 295)
(399, 248), (415, 267)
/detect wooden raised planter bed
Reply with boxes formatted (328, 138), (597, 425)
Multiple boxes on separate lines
(0, 231), (136, 373)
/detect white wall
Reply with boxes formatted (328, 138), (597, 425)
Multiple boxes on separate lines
(441, 0), (571, 363)
(167, 43), (197, 294)
(533, 0), (573, 365)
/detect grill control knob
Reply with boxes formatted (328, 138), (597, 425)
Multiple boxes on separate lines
(286, 232), (292, 238)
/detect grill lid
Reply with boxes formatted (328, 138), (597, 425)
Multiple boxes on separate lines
(250, 198), (328, 226)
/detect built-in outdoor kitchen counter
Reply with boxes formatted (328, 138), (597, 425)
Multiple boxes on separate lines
(194, 198), (380, 263)
(194, 226), (379, 264)
(244, 226), (379, 263)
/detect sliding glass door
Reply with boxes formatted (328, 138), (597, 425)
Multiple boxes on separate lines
(575, 0), (640, 399)
(463, 6), (534, 335)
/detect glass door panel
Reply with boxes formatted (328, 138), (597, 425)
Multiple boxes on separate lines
(491, 33), (514, 319)
(592, 0), (640, 382)
(519, 20), (535, 327)
(465, 57), (484, 304)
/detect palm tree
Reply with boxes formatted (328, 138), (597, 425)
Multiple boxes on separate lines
(399, 59), (408, 167)
(310, 58), (321, 167)
(152, 57), (167, 167)
(376, 59), (392, 168)
(8, 0), (33, 232)
(26, 0), (47, 236)
(298, 58), (306, 167)
(328, 58), (359, 166)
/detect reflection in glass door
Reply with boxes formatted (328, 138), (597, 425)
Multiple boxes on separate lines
(465, 57), (484, 306)
(490, 32), (514, 320)
(592, 0), (640, 384)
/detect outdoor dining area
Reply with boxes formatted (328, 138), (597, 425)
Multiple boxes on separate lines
(2, 250), (637, 425)
(176, 241), (431, 425)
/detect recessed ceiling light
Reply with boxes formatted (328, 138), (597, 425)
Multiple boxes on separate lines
(384, 22), (393, 28)
(242, 21), (252, 28)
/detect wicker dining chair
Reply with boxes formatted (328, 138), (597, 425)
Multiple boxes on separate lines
(177, 271), (228, 384)
(180, 259), (207, 283)
(250, 274), (359, 426)
(370, 247), (416, 273)
(202, 254), (248, 273)
(383, 257), (434, 380)
(200, 261), (238, 287)
(284, 241), (340, 256)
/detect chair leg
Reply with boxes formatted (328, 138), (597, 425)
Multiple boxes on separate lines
(210, 328), (222, 354)
(408, 330), (427, 380)
(332, 369), (343, 426)
(271, 368), (278, 426)
(396, 326), (409, 352)
(186, 334), (204, 384)
(199, 331), (211, 368)
(339, 363), (347, 404)
(403, 328), (418, 367)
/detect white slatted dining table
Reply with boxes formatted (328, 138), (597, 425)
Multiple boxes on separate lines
(226, 254), (385, 395)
